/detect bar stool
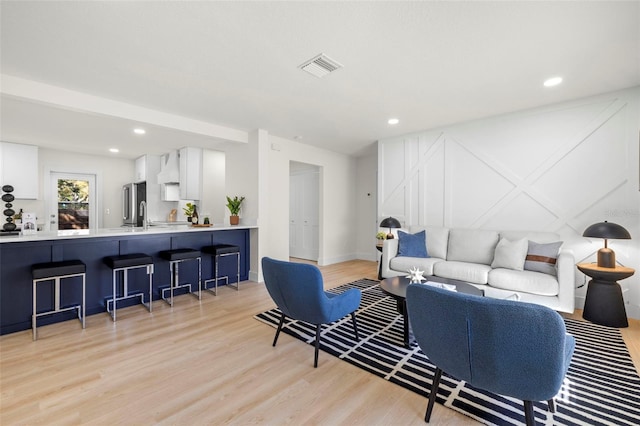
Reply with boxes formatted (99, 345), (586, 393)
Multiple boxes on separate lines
(202, 244), (240, 296)
(103, 253), (154, 321)
(158, 248), (201, 306)
(31, 260), (86, 340)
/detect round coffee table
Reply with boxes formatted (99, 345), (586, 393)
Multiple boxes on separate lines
(379, 275), (484, 347)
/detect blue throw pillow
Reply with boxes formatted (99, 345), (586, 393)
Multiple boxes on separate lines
(397, 230), (429, 258)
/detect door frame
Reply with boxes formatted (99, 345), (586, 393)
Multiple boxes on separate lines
(45, 167), (100, 231)
(289, 161), (321, 261)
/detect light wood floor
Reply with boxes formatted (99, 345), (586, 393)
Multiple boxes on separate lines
(1, 259), (638, 425)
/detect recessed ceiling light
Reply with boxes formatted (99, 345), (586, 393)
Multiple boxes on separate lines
(543, 77), (563, 87)
(388, 118), (399, 125)
(109, 148), (119, 153)
(133, 128), (146, 135)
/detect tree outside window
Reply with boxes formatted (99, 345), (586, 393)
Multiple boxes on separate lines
(57, 179), (90, 229)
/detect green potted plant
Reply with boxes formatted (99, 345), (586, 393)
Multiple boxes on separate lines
(182, 202), (195, 222)
(226, 196), (245, 225)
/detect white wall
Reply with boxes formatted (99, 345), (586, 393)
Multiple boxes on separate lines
(222, 132), (260, 226)
(264, 134), (358, 266)
(16, 147), (134, 229)
(220, 129), (264, 282)
(355, 153), (378, 261)
(222, 130), (358, 281)
(200, 149), (226, 224)
(378, 87), (640, 318)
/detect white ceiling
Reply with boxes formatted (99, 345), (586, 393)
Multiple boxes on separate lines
(1, 1), (639, 159)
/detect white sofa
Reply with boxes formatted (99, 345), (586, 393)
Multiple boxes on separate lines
(380, 226), (575, 313)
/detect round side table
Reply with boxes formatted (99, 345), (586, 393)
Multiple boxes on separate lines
(577, 263), (635, 328)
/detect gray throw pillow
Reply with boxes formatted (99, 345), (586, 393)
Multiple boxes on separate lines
(524, 241), (563, 276)
(491, 238), (528, 271)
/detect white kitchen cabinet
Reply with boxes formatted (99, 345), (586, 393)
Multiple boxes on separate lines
(134, 155), (146, 182)
(0, 142), (38, 199)
(179, 147), (202, 200)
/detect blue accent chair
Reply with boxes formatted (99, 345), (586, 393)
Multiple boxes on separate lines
(406, 283), (575, 426)
(261, 257), (362, 367)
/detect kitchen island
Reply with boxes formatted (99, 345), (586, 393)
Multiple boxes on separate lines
(0, 224), (255, 335)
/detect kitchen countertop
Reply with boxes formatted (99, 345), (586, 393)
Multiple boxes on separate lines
(0, 223), (254, 335)
(0, 223), (257, 243)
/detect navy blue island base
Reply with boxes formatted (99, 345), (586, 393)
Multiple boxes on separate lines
(0, 227), (251, 335)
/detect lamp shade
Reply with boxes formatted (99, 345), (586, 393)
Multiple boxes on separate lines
(583, 221), (631, 268)
(379, 217), (401, 229)
(583, 221), (631, 240)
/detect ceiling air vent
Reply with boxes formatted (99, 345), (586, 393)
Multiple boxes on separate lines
(299, 53), (343, 78)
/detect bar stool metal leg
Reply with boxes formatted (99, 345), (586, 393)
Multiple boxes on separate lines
(106, 264), (153, 321)
(32, 270), (85, 341)
(161, 258), (201, 306)
(203, 247), (241, 295)
(104, 254), (154, 321)
(81, 272), (86, 329)
(147, 264), (154, 313)
(32, 279), (37, 341)
(233, 251), (240, 291)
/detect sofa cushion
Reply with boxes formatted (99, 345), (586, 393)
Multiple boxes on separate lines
(397, 230), (428, 258)
(524, 241), (563, 276)
(490, 238), (528, 271)
(433, 261), (491, 284)
(390, 256), (443, 276)
(488, 268), (559, 296)
(446, 229), (499, 265)
(409, 226), (450, 260)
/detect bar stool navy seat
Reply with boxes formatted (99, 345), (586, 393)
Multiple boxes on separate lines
(103, 253), (154, 321)
(31, 259), (86, 340)
(158, 248), (202, 306)
(202, 243), (241, 295)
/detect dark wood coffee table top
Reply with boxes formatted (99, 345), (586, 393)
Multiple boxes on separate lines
(379, 275), (484, 300)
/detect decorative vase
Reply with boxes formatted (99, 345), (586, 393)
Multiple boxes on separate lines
(230, 215), (239, 225)
(2, 185), (16, 232)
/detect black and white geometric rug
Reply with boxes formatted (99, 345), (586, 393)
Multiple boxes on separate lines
(255, 279), (640, 426)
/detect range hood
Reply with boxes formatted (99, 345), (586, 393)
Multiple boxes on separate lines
(157, 150), (180, 184)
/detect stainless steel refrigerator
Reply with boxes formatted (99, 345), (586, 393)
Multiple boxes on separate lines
(122, 182), (146, 227)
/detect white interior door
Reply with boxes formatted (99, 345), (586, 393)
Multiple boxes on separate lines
(289, 163), (319, 260)
(48, 172), (97, 231)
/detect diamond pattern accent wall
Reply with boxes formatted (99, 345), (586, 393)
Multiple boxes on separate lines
(378, 87), (640, 316)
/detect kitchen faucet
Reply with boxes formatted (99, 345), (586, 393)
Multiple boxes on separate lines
(139, 200), (148, 230)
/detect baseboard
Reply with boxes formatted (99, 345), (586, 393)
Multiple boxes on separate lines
(355, 251), (377, 262)
(249, 270), (261, 283)
(318, 253), (357, 266)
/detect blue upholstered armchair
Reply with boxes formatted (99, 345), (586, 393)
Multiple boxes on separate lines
(261, 257), (362, 367)
(406, 283), (575, 426)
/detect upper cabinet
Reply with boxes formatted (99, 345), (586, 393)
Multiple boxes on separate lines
(135, 154), (161, 184)
(134, 156), (146, 182)
(0, 142), (38, 199)
(179, 147), (202, 200)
